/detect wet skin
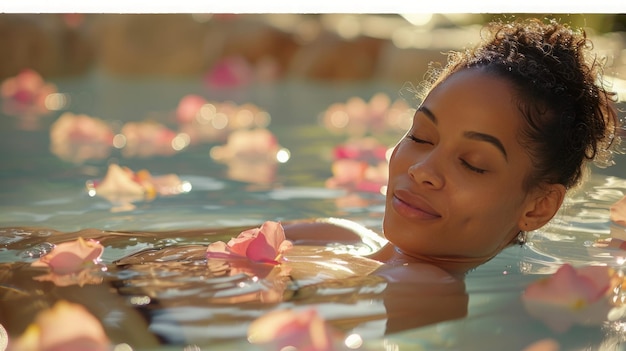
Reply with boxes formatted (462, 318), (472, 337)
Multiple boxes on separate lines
(380, 68), (558, 274)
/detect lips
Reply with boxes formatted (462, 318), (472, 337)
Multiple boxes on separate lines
(391, 189), (441, 220)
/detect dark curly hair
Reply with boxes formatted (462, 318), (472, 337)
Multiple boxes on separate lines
(422, 18), (619, 191)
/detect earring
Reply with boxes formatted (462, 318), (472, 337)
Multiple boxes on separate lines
(516, 231), (527, 246)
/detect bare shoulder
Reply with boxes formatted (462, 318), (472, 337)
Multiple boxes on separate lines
(282, 217), (386, 247)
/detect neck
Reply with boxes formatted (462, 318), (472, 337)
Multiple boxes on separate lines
(371, 243), (496, 279)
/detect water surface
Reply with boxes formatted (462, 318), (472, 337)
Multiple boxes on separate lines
(2, 71), (626, 350)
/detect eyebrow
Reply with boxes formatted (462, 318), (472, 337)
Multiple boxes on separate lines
(417, 106), (509, 162)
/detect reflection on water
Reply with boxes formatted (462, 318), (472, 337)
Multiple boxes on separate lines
(2, 63), (626, 349)
(3, 170), (626, 350)
(0, 224), (469, 349)
(530, 175), (626, 270)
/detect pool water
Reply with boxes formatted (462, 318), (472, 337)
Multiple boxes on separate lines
(2, 69), (626, 350)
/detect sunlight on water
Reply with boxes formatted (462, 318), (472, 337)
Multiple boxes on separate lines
(1, 70), (626, 350)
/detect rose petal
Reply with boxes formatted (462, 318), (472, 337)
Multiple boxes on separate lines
(247, 308), (335, 351)
(259, 221), (286, 250)
(31, 238), (103, 275)
(523, 264), (601, 307)
(94, 164), (145, 196)
(246, 233), (279, 263)
(34, 252), (90, 275)
(522, 264), (617, 333)
(10, 300), (109, 351)
(206, 241), (240, 259)
(176, 94), (207, 124)
(227, 228), (259, 256)
(278, 240), (294, 255)
(206, 221), (292, 264)
(576, 265), (614, 300)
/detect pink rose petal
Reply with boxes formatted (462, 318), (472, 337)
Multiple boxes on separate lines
(49, 112), (114, 163)
(206, 221), (292, 265)
(31, 237), (104, 275)
(258, 221), (289, 253)
(206, 241), (242, 260)
(92, 164), (145, 197)
(247, 233), (280, 264)
(227, 228), (258, 256)
(176, 94), (207, 124)
(90, 164), (187, 202)
(204, 56), (254, 88)
(1, 69), (58, 116)
(9, 300), (109, 351)
(247, 308), (336, 351)
(522, 263), (617, 333)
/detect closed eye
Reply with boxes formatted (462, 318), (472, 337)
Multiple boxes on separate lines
(408, 134), (486, 174)
(460, 159), (486, 174)
(406, 134), (432, 145)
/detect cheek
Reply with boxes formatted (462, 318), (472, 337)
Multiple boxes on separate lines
(452, 186), (520, 222)
(388, 142), (414, 173)
(458, 194), (523, 238)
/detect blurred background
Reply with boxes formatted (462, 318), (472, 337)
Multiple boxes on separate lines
(1, 13), (626, 229)
(1, 13), (626, 82)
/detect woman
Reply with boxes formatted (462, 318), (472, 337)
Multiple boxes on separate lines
(285, 18), (620, 280)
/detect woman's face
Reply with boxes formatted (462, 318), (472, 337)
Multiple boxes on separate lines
(384, 69), (539, 265)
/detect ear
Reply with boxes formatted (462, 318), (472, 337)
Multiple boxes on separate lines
(518, 183), (566, 232)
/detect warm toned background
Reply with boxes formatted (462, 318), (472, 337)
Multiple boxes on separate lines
(1, 13), (625, 83)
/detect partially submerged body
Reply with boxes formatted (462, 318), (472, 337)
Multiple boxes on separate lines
(1, 222), (467, 345)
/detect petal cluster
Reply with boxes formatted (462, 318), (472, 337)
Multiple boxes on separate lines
(521, 263), (618, 332)
(1, 69), (57, 116)
(325, 137), (390, 194)
(206, 221), (293, 264)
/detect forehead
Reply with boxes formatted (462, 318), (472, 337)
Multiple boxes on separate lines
(421, 69), (523, 142)
(425, 68), (518, 115)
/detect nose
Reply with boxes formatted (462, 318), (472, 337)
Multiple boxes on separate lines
(407, 152), (445, 189)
